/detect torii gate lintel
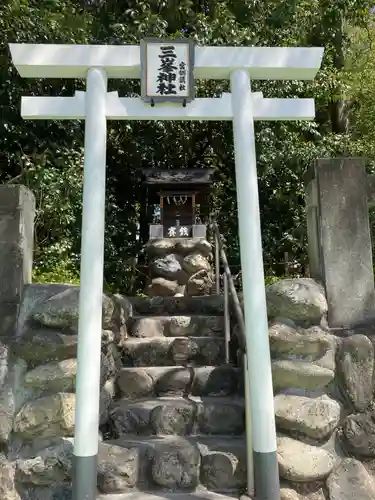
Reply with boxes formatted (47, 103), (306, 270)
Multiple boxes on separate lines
(20, 90), (316, 121)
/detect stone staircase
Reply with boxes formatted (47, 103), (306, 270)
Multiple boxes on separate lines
(104, 294), (247, 498)
(13, 277), (375, 500)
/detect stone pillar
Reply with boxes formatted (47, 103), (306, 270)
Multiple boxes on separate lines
(305, 158), (375, 328)
(0, 185), (35, 340)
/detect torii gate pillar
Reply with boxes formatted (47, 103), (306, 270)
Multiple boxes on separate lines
(231, 68), (279, 495)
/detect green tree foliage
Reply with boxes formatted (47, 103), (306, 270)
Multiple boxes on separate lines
(1, 0), (374, 290)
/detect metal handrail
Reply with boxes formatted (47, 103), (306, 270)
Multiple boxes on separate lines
(211, 222), (246, 349)
(211, 222), (254, 498)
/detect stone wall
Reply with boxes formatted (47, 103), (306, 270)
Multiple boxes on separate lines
(1, 283), (133, 499)
(2, 277), (375, 499)
(265, 278), (375, 500)
(144, 238), (213, 297)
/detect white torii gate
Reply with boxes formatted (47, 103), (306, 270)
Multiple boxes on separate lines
(10, 42), (323, 500)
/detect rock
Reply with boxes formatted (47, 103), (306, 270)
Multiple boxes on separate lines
(151, 438), (200, 488)
(292, 485), (326, 500)
(150, 401), (196, 435)
(186, 269), (213, 296)
(97, 442), (138, 493)
(170, 337), (199, 365)
(174, 285), (186, 296)
(128, 314), (224, 338)
(117, 365), (239, 398)
(273, 317), (298, 328)
(109, 399), (152, 436)
(101, 342), (122, 383)
(198, 402), (244, 435)
(15, 439), (138, 494)
(99, 379), (115, 426)
(31, 288), (114, 332)
(101, 330), (116, 344)
(15, 439), (72, 485)
(22, 348), (117, 395)
(327, 458), (375, 500)
(9, 436), (75, 462)
(176, 239), (212, 257)
(21, 485), (72, 500)
(203, 315), (227, 336)
(274, 394), (341, 439)
(110, 398), (197, 437)
(238, 493), (251, 500)
(277, 436), (335, 482)
(343, 412), (375, 456)
(111, 294), (132, 339)
(24, 359), (77, 392)
(192, 366), (239, 397)
(268, 323), (331, 359)
(122, 337), (224, 367)
(155, 367), (193, 396)
(146, 239), (177, 256)
(169, 316), (197, 336)
(170, 337), (222, 365)
(266, 278), (328, 325)
(122, 337), (172, 366)
(169, 315), (224, 337)
(150, 254), (185, 281)
(0, 357), (28, 444)
(313, 332), (337, 372)
(146, 238), (212, 258)
(146, 277), (179, 297)
(101, 295), (116, 330)
(183, 253), (211, 276)
(0, 454), (21, 500)
(272, 360), (335, 391)
(129, 317), (167, 338)
(336, 335), (374, 412)
(109, 397), (244, 437)
(13, 393), (75, 440)
(0, 342), (10, 386)
(130, 294), (224, 316)
(280, 488), (300, 500)
(12, 328), (78, 363)
(117, 368), (154, 397)
(200, 444), (246, 490)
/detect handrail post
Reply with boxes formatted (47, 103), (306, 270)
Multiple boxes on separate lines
(215, 231), (220, 295)
(223, 273), (230, 364)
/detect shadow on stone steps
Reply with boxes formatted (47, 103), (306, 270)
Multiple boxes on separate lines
(128, 296), (225, 317)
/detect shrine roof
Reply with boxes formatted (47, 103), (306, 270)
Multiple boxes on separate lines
(141, 168), (215, 186)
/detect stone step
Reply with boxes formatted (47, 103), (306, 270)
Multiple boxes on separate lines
(98, 490), (239, 500)
(31, 490), (240, 500)
(116, 365), (240, 398)
(108, 396), (245, 438)
(15, 437), (247, 498)
(122, 337), (227, 367)
(129, 295), (225, 316)
(127, 315), (226, 338)
(106, 435), (247, 493)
